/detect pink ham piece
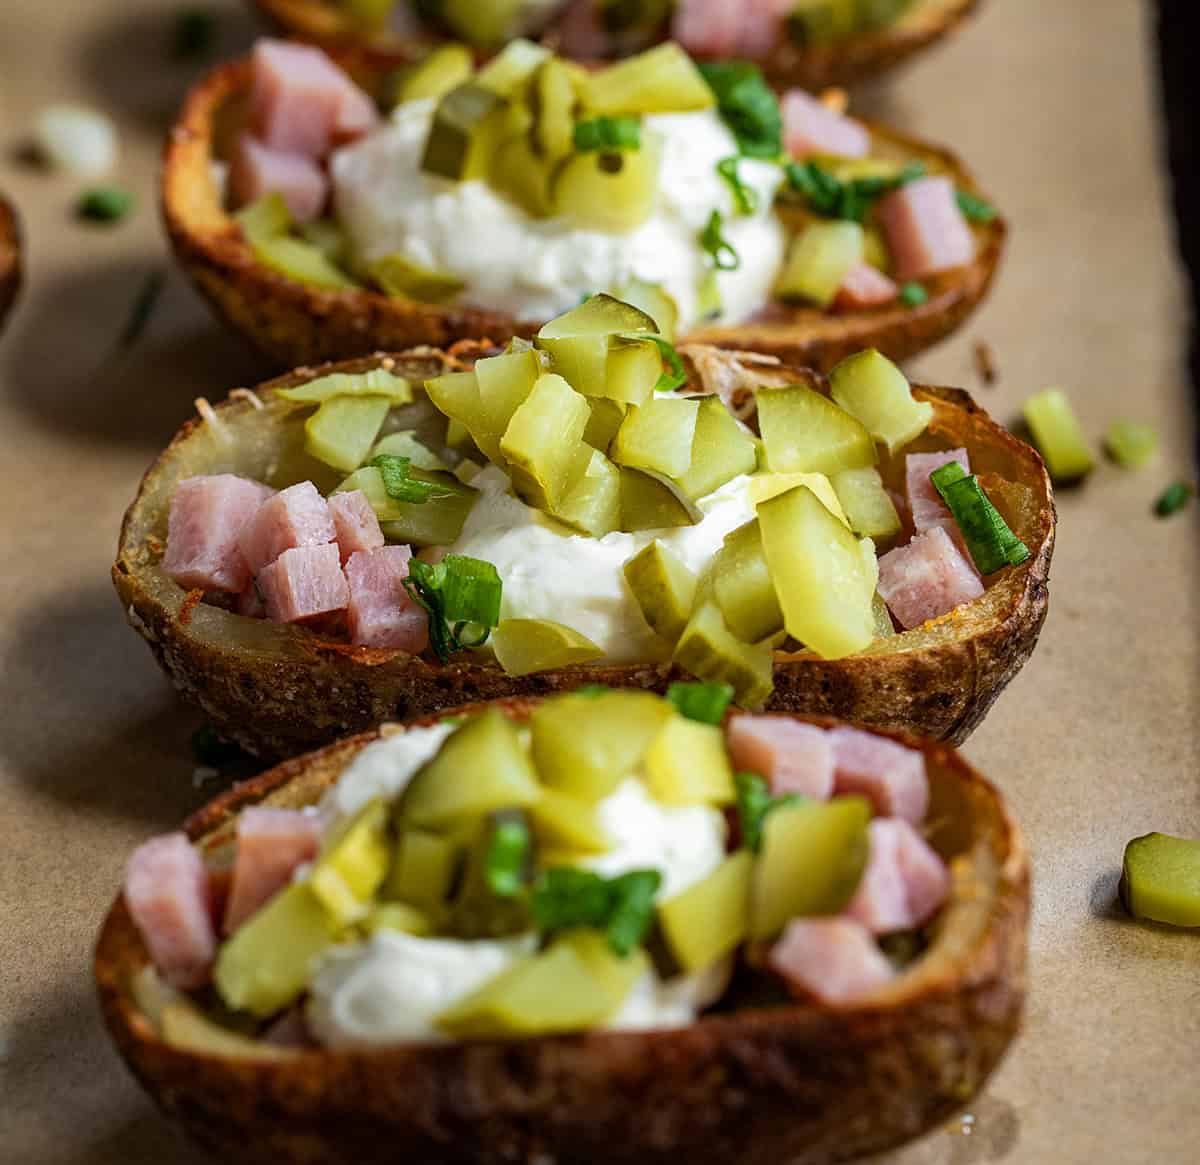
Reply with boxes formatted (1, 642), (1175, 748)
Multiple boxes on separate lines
(726, 715), (835, 800)
(768, 918), (895, 1004)
(877, 175), (975, 282)
(345, 546), (429, 652)
(124, 833), (217, 990)
(906, 448), (969, 535)
(162, 475), (276, 594)
(829, 725), (929, 823)
(671, 0), (745, 57)
(834, 263), (898, 312)
(250, 39), (378, 159)
(329, 490), (385, 564)
(782, 89), (871, 160)
(555, 0), (611, 59)
(847, 818), (950, 933)
(238, 480), (337, 577)
(229, 133), (328, 223)
(257, 543), (350, 623)
(223, 807), (323, 934)
(877, 526), (985, 631)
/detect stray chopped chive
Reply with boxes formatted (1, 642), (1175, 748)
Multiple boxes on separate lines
(172, 8), (217, 62)
(1105, 420), (1158, 469)
(370, 453), (451, 503)
(700, 209), (740, 271)
(735, 772), (803, 854)
(931, 463), (1030, 573)
(716, 156), (759, 216)
(698, 61), (782, 159)
(530, 866), (662, 957)
(118, 268), (166, 349)
(667, 681), (734, 725)
(191, 725), (241, 767)
(955, 189), (996, 223)
(785, 159), (926, 223)
(403, 555), (503, 662)
(573, 116), (641, 153)
(484, 819), (532, 898)
(642, 334), (688, 392)
(605, 870), (661, 956)
(78, 186), (134, 224)
(1154, 481), (1193, 518)
(899, 282), (928, 307)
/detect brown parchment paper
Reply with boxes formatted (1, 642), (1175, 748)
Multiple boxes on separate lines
(0, 1), (1196, 1161)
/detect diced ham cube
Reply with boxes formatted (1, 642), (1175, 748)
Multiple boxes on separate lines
(124, 833), (217, 990)
(834, 263), (898, 312)
(876, 175), (976, 282)
(846, 818), (950, 933)
(238, 481), (337, 577)
(829, 725), (930, 823)
(345, 547), (429, 652)
(250, 39), (378, 159)
(162, 475), (276, 594)
(768, 918), (895, 1004)
(229, 133), (328, 224)
(671, 0), (745, 57)
(726, 715), (835, 800)
(329, 490), (385, 564)
(782, 89), (871, 160)
(223, 807), (323, 934)
(555, 0), (611, 59)
(906, 448), (969, 535)
(257, 543), (349, 623)
(877, 526), (985, 631)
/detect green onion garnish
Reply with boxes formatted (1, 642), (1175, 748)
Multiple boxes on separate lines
(700, 209), (740, 271)
(370, 454), (451, 503)
(78, 186), (134, 224)
(667, 680), (734, 725)
(172, 8), (217, 62)
(484, 818), (532, 899)
(899, 282), (928, 307)
(646, 335), (688, 392)
(716, 156), (759, 216)
(573, 116), (642, 153)
(698, 61), (783, 159)
(604, 870), (661, 956)
(403, 555), (502, 662)
(531, 867), (662, 957)
(735, 772), (803, 854)
(1105, 420), (1158, 469)
(955, 189), (997, 223)
(1154, 481), (1193, 518)
(931, 463), (1030, 574)
(785, 159), (926, 223)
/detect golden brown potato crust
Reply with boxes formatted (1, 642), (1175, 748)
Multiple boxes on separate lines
(162, 51), (1004, 371)
(95, 702), (1027, 1165)
(0, 195), (21, 332)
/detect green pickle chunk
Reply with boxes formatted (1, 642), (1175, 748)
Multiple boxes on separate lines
(308, 798), (392, 925)
(829, 349), (933, 454)
(624, 540), (698, 644)
(1120, 833), (1200, 928)
(644, 715), (735, 806)
(490, 618), (604, 675)
(657, 851), (752, 972)
(757, 384), (876, 475)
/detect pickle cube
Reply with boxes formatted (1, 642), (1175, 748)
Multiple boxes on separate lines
(500, 373), (592, 510)
(829, 349), (933, 455)
(757, 383), (876, 475)
(645, 715), (736, 806)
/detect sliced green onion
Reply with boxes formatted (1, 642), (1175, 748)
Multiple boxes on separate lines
(1154, 481), (1193, 518)
(403, 555), (503, 662)
(645, 334), (688, 392)
(931, 463), (1030, 574)
(899, 282), (928, 307)
(697, 61), (782, 159)
(734, 771), (802, 855)
(605, 870), (661, 956)
(172, 9), (217, 62)
(1023, 388), (1095, 482)
(700, 209), (740, 271)
(716, 156), (759, 216)
(484, 818), (532, 898)
(530, 866), (662, 957)
(573, 116), (642, 153)
(1105, 420), (1158, 469)
(955, 189), (997, 223)
(667, 680), (734, 725)
(78, 186), (134, 223)
(785, 159), (926, 223)
(370, 454), (449, 503)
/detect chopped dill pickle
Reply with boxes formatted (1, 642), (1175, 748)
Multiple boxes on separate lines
(553, 449), (622, 536)
(309, 798), (392, 925)
(425, 369), (501, 462)
(657, 851), (752, 972)
(1105, 420), (1158, 469)
(305, 395), (391, 472)
(619, 466), (696, 530)
(159, 1000), (292, 1060)
(384, 828), (462, 916)
(251, 235), (359, 289)
(377, 470), (478, 546)
(829, 349), (932, 454)
(491, 132), (555, 217)
(551, 135), (663, 232)
(491, 618), (604, 675)
(614, 277), (679, 340)
(775, 221), (864, 307)
(235, 192), (291, 244)
(538, 333), (610, 398)
(712, 520), (784, 643)
(611, 396), (701, 479)
(673, 601), (775, 710)
(371, 431), (448, 472)
(605, 335), (665, 405)
(532, 58), (579, 162)
(528, 788), (610, 854)
(758, 485), (876, 659)
(393, 43), (475, 104)
(645, 715), (735, 806)
(749, 471), (848, 525)
(1023, 388), (1095, 482)
(362, 902), (434, 937)
(863, 225), (891, 273)
(560, 929), (648, 1008)
(1120, 832), (1200, 928)
(750, 796), (873, 940)
(757, 384), (876, 475)
(832, 466), (902, 540)
(531, 690), (672, 801)
(624, 540), (698, 644)
(673, 396), (758, 502)
(581, 43), (715, 115)
(500, 373), (592, 509)
(299, 218), (347, 266)
(422, 82), (508, 181)
(582, 396), (626, 452)
(473, 38), (550, 95)
(450, 812), (534, 938)
(474, 348), (543, 440)
(214, 882), (339, 1017)
(539, 292), (658, 340)
(278, 368), (412, 405)
(872, 591), (896, 639)
(369, 253), (465, 303)
(400, 710), (542, 828)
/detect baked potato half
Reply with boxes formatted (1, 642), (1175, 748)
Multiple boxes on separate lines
(162, 52), (1004, 371)
(112, 344), (1053, 759)
(249, 0), (983, 93)
(0, 194), (21, 332)
(95, 700), (1028, 1165)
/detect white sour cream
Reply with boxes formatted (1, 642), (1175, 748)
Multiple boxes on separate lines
(331, 102), (786, 330)
(441, 466), (757, 663)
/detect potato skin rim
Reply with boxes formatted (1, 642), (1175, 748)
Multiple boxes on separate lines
(95, 701), (1028, 1165)
(0, 195), (21, 333)
(161, 49), (1005, 371)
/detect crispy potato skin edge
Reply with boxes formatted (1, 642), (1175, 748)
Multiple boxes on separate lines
(0, 196), (21, 332)
(161, 48), (1004, 372)
(95, 704), (1028, 1165)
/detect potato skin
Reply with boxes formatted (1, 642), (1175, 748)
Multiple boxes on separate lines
(0, 195), (21, 332)
(112, 348), (1053, 759)
(95, 705), (1028, 1165)
(251, 0), (983, 94)
(162, 52), (1004, 371)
